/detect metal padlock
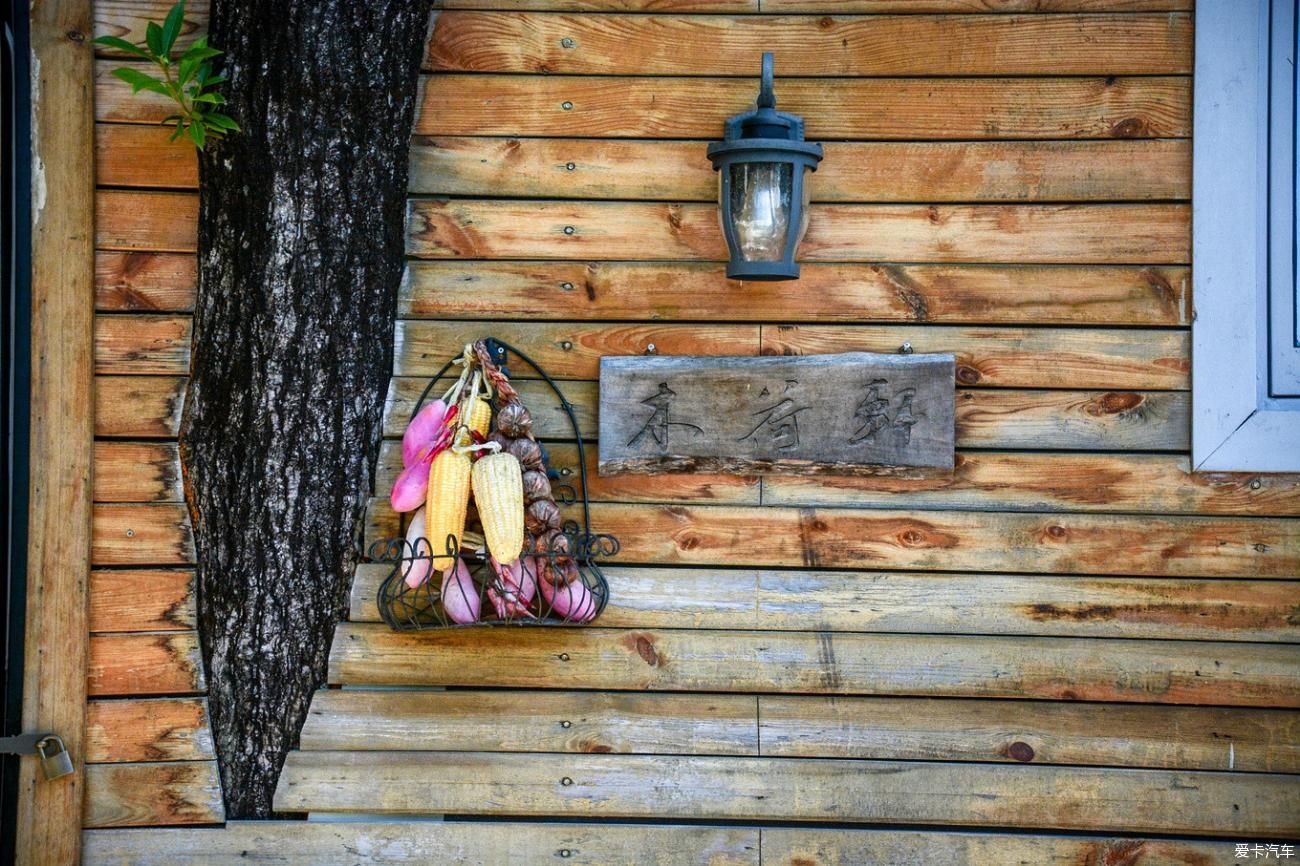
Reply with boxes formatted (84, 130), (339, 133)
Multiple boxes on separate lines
(36, 735), (74, 781)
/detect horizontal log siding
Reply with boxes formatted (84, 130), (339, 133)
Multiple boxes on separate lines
(91, 0), (1300, 855)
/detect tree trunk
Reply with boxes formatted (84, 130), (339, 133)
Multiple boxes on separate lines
(180, 0), (431, 817)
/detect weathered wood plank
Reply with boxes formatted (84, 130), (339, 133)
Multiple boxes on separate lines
(92, 503), (194, 565)
(97, 67), (1190, 139)
(763, 452), (1300, 516)
(95, 376), (186, 437)
(93, 0), (207, 57)
(94, 314), (191, 374)
(396, 321), (760, 378)
(395, 321), (1186, 390)
(759, 829), (1226, 866)
(84, 822), (762, 866)
(23, 2), (97, 858)
(758, 696), (1300, 773)
(598, 353), (956, 476)
(274, 751), (1300, 835)
(429, 12), (1190, 76)
(95, 190), (197, 252)
(84, 761), (224, 828)
(96, 251), (196, 312)
(349, 563), (1300, 642)
(99, 132), (1194, 201)
(588, 503), (1298, 577)
(407, 200), (1190, 264)
(88, 632), (205, 697)
(300, 690), (758, 755)
(375, 440), (761, 506)
(95, 123), (197, 188)
(89, 569), (195, 632)
(93, 441), (181, 502)
(411, 137), (1191, 202)
(415, 75), (1190, 139)
(86, 698), (215, 763)
(402, 262), (1191, 326)
(330, 623), (1300, 707)
(385, 378), (1191, 450)
(762, 325), (1188, 390)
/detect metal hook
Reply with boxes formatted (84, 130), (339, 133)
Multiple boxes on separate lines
(758, 52), (776, 110)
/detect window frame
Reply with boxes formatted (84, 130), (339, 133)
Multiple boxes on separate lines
(1193, 0), (1300, 471)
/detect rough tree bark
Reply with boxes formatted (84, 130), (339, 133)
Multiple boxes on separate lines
(180, 0), (431, 817)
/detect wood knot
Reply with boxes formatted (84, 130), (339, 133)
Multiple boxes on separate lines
(818, 16), (835, 28)
(1006, 741), (1035, 762)
(955, 365), (982, 385)
(634, 636), (659, 667)
(898, 529), (927, 547)
(1111, 117), (1147, 138)
(1045, 525), (1067, 540)
(1088, 391), (1143, 416)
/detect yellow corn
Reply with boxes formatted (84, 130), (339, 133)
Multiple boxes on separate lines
(455, 397), (492, 447)
(424, 448), (472, 565)
(471, 452), (524, 563)
(466, 397), (492, 437)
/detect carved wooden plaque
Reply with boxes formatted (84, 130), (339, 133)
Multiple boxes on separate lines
(598, 352), (955, 477)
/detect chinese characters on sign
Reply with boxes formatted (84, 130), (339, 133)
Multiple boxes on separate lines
(1236, 843), (1296, 859)
(599, 353), (956, 478)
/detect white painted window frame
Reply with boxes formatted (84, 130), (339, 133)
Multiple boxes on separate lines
(1193, 0), (1300, 471)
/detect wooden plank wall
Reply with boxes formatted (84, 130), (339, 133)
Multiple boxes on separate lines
(87, 0), (220, 830)
(88, 0), (1300, 860)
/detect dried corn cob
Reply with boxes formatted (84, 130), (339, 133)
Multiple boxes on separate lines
(471, 452), (525, 563)
(424, 448), (472, 566)
(462, 397), (492, 440)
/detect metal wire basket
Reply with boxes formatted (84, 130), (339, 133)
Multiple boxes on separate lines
(370, 339), (618, 630)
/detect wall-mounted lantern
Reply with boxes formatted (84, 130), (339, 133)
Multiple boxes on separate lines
(707, 52), (823, 281)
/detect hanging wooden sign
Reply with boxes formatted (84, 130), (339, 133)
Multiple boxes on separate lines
(598, 352), (955, 477)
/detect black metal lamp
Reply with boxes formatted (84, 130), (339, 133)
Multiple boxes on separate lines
(707, 52), (823, 281)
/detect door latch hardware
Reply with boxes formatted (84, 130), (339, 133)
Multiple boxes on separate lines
(0, 732), (75, 780)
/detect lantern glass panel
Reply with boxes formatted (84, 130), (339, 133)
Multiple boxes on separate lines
(727, 161), (793, 262)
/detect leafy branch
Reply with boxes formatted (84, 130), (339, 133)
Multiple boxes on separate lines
(93, 1), (239, 151)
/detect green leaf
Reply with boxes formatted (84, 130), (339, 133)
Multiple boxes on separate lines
(192, 92), (225, 105)
(160, 1), (185, 58)
(111, 66), (169, 96)
(201, 73), (227, 87)
(145, 21), (163, 57)
(92, 35), (151, 60)
(205, 112), (240, 132)
(169, 123), (186, 143)
(189, 120), (206, 150)
(183, 46), (222, 63)
(178, 55), (200, 86)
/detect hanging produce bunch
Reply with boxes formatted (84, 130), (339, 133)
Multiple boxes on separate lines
(384, 340), (601, 625)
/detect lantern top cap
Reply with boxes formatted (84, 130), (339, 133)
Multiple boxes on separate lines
(707, 52), (823, 167)
(717, 53), (818, 147)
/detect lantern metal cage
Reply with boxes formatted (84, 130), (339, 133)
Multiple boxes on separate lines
(370, 339), (618, 631)
(708, 52), (823, 281)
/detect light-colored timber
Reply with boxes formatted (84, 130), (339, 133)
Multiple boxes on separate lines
(383, 378), (1192, 451)
(92, 503), (194, 565)
(89, 569), (194, 632)
(80, 823), (1233, 866)
(84, 761), (224, 828)
(409, 138), (1192, 202)
(20, 0), (97, 859)
(329, 623), (1300, 707)
(427, 12), (1191, 76)
(88, 631), (205, 697)
(405, 200), (1190, 264)
(96, 251), (196, 312)
(348, 563), (1300, 642)
(86, 698), (215, 763)
(300, 689), (758, 755)
(273, 751), (1300, 836)
(401, 262), (1191, 325)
